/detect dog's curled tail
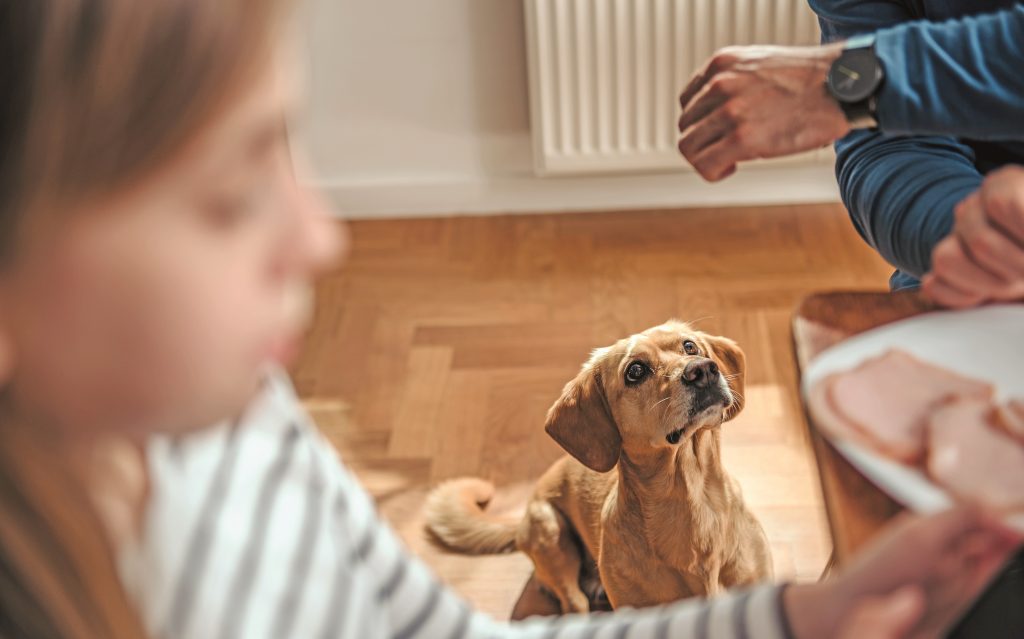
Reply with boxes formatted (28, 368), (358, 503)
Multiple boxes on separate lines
(424, 478), (518, 555)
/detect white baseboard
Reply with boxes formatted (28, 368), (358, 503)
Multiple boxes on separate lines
(312, 162), (841, 220)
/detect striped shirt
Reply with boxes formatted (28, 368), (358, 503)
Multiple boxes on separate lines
(120, 369), (794, 639)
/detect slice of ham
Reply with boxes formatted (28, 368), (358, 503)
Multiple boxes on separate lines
(991, 398), (1024, 444)
(813, 350), (994, 463)
(927, 397), (1024, 511)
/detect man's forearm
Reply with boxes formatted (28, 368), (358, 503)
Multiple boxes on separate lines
(677, 4), (1024, 180)
(836, 130), (982, 279)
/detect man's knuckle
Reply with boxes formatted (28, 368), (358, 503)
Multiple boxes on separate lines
(968, 232), (998, 258)
(988, 200), (1024, 233)
(722, 99), (745, 122)
(710, 50), (733, 70)
(708, 75), (733, 98)
(987, 192), (1016, 215)
(718, 70), (741, 85)
(953, 202), (970, 223)
(732, 123), (754, 146)
(694, 160), (715, 180)
(678, 138), (694, 159)
(932, 241), (959, 269)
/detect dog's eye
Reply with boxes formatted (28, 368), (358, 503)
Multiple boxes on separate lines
(683, 340), (700, 355)
(625, 362), (649, 384)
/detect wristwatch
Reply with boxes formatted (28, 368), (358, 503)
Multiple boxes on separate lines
(826, 34), (885, 129)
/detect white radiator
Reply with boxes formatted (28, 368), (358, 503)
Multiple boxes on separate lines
(524, 0), (823, 175)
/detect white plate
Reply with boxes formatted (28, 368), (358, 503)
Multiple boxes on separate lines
(801, 304), (1024, 530)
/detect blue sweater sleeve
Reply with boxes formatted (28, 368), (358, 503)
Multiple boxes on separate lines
(809, 0), (987, 280)
(832, 130), (981, 279)
(873, 5), (1024, 138)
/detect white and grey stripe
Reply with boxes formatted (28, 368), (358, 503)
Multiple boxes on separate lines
(392, 582), (444, 639)
(377, 554), (410, 601)
(316, 547), (357, 639)
(269, 453), (326, 638)
(693, 603), (713, 639)
(732, 590), (754, 639)
(129, 370), (791, 639)
(445, 603), (473, 639)
(161, 424), (242, 638)
(217, 424), (301, 639)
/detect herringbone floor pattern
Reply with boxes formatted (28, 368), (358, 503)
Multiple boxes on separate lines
(293, 203), (894, 619)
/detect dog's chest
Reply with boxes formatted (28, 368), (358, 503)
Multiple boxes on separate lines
(603, 459), (745, 598)
(647, 499), (728, 567)
(602, 502), (731, 603)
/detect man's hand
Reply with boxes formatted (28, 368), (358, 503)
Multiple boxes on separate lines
(784, 505), (1021, 639)
(923, 165), (1024, 308)
(677, 44), (849, 181)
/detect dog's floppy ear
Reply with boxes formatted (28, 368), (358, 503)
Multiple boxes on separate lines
(706, 335), (746, 422)
(544, 362), (621, 473)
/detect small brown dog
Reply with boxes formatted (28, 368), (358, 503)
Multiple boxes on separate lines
(425, 321), (772, 612)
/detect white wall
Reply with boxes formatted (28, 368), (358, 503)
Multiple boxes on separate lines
(294, 0), (839, 219)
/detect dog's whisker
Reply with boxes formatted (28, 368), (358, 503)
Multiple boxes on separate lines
(661, 400), (676, 423)
(648, 396), (672, 412)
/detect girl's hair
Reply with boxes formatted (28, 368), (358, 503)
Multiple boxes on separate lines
(0, 0), (289, 635)
(0, 0), (288, 260)
(0, 428), (148, 638)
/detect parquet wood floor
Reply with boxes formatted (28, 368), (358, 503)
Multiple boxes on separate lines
(292, 203), (894, 619)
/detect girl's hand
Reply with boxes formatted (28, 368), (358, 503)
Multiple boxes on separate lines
(785, 505), (1021, 639)
(837, 586), (925, 639)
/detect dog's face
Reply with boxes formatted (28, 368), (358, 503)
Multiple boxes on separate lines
(544, 321), (746, 472)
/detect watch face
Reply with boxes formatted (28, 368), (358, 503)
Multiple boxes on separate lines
(828, 48), (882, 103)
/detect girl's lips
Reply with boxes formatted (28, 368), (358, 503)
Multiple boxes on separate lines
(267, 281), (315, 365)
(266, 332), (302, 365)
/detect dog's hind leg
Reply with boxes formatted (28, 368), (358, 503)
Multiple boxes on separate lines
(517, 500), (590, 614)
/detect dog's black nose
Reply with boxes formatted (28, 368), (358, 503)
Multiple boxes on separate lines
(682, 358), (719, 388)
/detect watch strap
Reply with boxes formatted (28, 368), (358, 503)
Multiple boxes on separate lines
(839, 95), (879, 129)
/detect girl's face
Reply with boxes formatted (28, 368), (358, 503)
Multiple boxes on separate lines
(0, 48), (345, 439)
